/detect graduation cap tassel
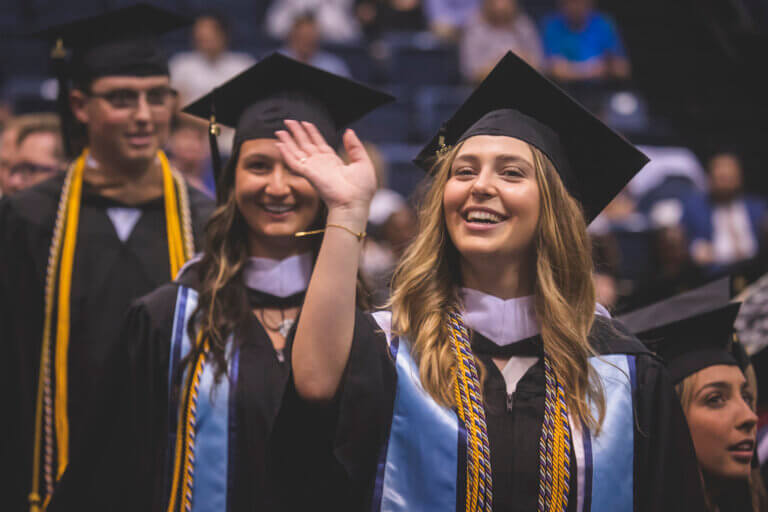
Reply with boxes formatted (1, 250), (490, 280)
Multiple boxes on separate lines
(435, 123), (452, 158)
(208, 100), (222, 201)
(209, 114), (221, 172)
(51, 38), (75, 160)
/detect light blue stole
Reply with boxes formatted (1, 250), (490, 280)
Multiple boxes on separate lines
(372, 338), (637, 512)
(166, 286), (240, 512)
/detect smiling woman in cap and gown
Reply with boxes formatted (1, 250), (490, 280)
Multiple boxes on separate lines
(620, 278), (768, 512)
(48, 53), (393, 512)
(273, 51), (706, 511)
(0, 5), (214, 511)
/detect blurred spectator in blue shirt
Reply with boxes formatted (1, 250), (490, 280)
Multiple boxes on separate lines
(683, 152), (768, 271)
(460, 0), (543, 84)
(542, 0), (630, 82)
(266, 0), (361, 43)
(424, 0), (480, 41)
(356, 0), (427, 40)
(169, 11), (255, 105)
(279, 13), (352, 77)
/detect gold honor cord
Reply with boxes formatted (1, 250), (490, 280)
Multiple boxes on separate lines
(159, 150), (193, 276)
(166, 334), (208, 512)
(29, 153), (84, 512)
(29, 150), (194, 512)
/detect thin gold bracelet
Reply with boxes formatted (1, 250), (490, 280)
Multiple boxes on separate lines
(294, 223), (367, 242)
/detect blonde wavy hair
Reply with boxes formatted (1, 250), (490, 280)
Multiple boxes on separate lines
(389, 141), (605, 430)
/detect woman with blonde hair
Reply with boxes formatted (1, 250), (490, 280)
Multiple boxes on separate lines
(621, 279), (768, 512)
(279, 52), (705, 511)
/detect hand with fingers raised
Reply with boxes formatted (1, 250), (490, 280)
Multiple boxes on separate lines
(275, 120), (377, 224)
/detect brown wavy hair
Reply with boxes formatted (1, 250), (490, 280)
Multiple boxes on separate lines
(182, 142), (370, 382)
(389, 141), (605, 430)
(677, 368), (768, 512)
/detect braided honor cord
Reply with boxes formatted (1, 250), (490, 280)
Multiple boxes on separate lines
(449, 311), (493, 512)
(537, 357), (571, 512)
(29, 150), (194, 512)
(166, 336), (209, 512)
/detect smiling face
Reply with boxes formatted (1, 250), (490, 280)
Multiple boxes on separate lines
(443, 135), (541, 265)
(683, 365), (757, 480)
(70, 75), (173, 166)
(234, 138), (322, 257)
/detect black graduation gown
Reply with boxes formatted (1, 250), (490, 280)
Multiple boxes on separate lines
(49, 268), (318, 512)
(277, 312), (707, 511)
(0, 173), (212, 512)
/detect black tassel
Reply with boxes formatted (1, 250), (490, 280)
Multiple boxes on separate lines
(51, 38), (75, 159)
(208, 96), (222, 202)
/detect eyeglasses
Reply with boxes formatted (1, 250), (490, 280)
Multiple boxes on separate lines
(87, 87), (178, 109)
(10, 162), (63, 177)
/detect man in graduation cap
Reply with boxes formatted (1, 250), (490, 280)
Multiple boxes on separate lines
(0, 4), (213, 510)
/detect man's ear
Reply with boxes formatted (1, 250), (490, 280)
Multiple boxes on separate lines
(69, 89), (89, 124)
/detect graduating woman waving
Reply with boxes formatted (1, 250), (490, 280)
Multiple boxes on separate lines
(280, 52), (706, 511)
(49, 53), (392, 512)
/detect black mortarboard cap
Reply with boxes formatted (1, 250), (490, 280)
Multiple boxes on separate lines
(34, 3), (189, 158)
(35, 3), (189, 84)
(183, 52), (394, 198)
(617, 278), (742, 383)
(414, 52), (649, 222)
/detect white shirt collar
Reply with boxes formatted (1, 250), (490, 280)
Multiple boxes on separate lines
(242, 252), (312, 297)
(460, 287), (611, 346)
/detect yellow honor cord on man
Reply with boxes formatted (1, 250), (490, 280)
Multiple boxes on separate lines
(29, 149), (194, 511)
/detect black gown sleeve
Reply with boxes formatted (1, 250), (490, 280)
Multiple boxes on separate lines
(634, 353), (707, 511)
(0, 196), (49, 512)
(49, 285), (177, 512)
(0, 198), (20, 509)
(273, 309), (396, 511)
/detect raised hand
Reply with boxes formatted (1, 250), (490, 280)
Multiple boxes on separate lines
(275, 120), (377, 216)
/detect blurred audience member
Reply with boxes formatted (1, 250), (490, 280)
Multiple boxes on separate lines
(1, 114), (64, 196)
(358, 143), (417, 304)
(542, 0), (630, 82)
(279, 13), (352, 77)
(356, 0), (427, 40)
(591, 232), (620, 311)
(735, 272), (768, 353)
(460, 0), (543, 84)
(266, 0), (361, 43)
(167, 118), (213, 196)
(424, 0), (480, 41)
(683, 152), (768, 271)
(5, 114), (65, 195)
(0, 119), (21, 195)
(169, 11), (255, 104)
(594, 271), (618, 310)
(613, 200), (703, 312)
(645, 223), (702, 304)
(588, 188), (646, 234)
